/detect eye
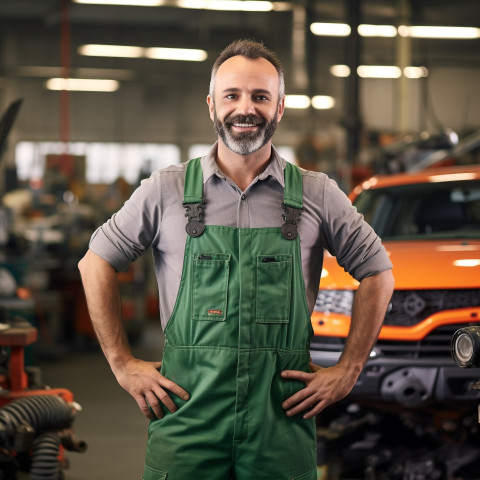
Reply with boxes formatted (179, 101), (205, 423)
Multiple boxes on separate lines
(255, 94), (269, 102)
(226, 93), (237, 100)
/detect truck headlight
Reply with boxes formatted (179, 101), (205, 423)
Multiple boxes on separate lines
(451, 326), (480, 368)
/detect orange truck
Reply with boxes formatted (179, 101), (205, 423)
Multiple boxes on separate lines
(311, 165), (480, 479)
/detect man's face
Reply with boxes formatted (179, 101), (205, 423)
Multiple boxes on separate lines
(207, 56), (285, 155)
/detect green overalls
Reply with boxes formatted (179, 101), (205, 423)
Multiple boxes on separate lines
(143, 158), (317, 480)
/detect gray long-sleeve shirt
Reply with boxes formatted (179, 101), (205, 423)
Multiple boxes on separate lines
(89, 143), (392, 330)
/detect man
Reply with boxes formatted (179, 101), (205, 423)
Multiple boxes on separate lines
(78, 39), (394, 480)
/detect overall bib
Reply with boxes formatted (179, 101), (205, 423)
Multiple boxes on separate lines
(143, 159), (317, 480)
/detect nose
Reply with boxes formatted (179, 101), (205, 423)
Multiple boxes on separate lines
(236, 95), (255, 115)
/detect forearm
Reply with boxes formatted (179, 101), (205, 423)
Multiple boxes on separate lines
(78, 249), (133, 371)
(338, 269), (395, 377)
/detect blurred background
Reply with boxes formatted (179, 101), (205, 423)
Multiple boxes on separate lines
(0, 1), (479, 478)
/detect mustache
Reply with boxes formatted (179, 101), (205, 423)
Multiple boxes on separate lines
(225, 114), (265, 126)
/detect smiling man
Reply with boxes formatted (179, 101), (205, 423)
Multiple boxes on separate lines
(78, 40), (394, 480)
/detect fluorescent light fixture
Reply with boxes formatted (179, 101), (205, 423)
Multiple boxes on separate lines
(79, 44), (207, 62)
(177, 0), (273, 11)
(357, 65), (401, 78)
(79, 44), (144, 57)
(73, 0), (164, 5)
(358, 24), (397, 37)
(311, 95), (335, 109)
(403, 66), (429, 78)
(330, 64), (350, 77)
(45, 78), (119, 92)
(145, 47), (207, 61)
(285, 95), (310, 109)
(310, 22), (351, 37)
(330, 64), (428, 79)
(312, 22), (480, 39)
(398, 25), (480, 39)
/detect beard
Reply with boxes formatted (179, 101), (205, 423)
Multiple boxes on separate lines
(213, 110), (278, 155)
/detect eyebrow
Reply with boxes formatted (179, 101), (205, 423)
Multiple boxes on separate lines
(221, 87), (272, 96)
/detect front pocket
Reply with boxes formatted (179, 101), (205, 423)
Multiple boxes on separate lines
(291, 466), (317, 480)
(142, 464), (167, 480)
(256, 254), (292, 323)
(192, 252), (230, 321)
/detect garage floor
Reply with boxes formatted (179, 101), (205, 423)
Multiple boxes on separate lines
(36, 321), (166, 480)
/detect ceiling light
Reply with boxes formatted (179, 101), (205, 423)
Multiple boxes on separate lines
(310, 22), (351, 37)
(403, 66), (429, 78)
(79, 44), (208, 62)
(311, 95), (335, 109)
(330, 64), (428, 79)
(358, 24), (397, 37)
(285, 95), (310, 109)
(145, 47), (207, 61)
(73, 0), (164, 5)
(177, 0), (273, 11)
(330, 65), (350, 77)
(357, 65), (401, 78)
(311, 22), (480, 39)
(45, 78), (120, 92)
(398, 25), (480, 39)
(79, 44), (144, 57)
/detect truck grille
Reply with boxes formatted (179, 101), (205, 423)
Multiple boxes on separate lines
(311, 288), (480, 359)
(386, 289), (480, 326)
(311, 323), (478, 359)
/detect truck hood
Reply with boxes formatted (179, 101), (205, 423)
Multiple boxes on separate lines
(321, 239), (480, 290)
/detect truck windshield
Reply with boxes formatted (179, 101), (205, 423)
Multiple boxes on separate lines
(354, 180), (480, 240)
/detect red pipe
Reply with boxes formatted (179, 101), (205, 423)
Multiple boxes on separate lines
(60, 0), (71, 154)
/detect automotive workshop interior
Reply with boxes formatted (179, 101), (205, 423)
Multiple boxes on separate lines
(0, 1), (480, 479)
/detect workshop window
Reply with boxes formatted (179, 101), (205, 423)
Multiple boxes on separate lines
(15, 141), (181, 185)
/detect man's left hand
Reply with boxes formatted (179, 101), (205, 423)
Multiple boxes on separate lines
(281, 362), (356, 419)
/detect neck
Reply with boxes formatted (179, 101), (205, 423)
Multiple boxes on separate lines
(216, 141), (272, 192)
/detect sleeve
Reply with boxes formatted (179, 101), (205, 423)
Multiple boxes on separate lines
(88, 173), (161, 272)
(322, 177), (392, 281)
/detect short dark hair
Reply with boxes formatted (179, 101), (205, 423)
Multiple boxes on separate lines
(209, 39), (285, 98)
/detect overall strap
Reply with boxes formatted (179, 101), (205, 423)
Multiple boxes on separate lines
(282, 162), (304, 240)
(183, 158), (206, 237)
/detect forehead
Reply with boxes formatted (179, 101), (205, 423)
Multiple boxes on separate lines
(214, 55), (279, 94)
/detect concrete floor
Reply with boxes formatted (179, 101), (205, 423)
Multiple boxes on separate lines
(36, 322), (166, 480)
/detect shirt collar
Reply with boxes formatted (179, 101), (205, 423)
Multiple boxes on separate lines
(200, 141), (287, 188)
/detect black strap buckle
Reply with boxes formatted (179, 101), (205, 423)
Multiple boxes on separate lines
(184, 202), (206, 237)
(281, 203), (303, 240)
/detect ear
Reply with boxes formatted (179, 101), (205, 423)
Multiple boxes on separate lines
(207, 95), (215, 122)
(276, 96), (285, 123)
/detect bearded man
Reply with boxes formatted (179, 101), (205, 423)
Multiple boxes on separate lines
(78, 39), (394, 480)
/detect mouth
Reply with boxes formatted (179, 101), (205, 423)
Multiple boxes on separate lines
(233, 122), (258, 128)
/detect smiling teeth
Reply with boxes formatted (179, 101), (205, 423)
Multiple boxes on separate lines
(234, 123), (256, 127)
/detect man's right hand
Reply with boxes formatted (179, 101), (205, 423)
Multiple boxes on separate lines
(112, 357), (190, 419)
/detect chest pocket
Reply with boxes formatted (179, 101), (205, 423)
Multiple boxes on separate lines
(256, 254), (292, 323)
(192, 252), (231, 321)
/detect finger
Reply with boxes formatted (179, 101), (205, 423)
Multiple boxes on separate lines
(281, 388), (310, 411)
(151, 361), (163, 370)
(284, 395), (316, 417)
(158, 376), (190, 401)
(281, 370), (312, 382)
(134, 394), (154, 419)
(302, 400), (327, 419)
(145, 392), (165, 419)
(152, 386), (177, 413)
(309, 362), (322, 373)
